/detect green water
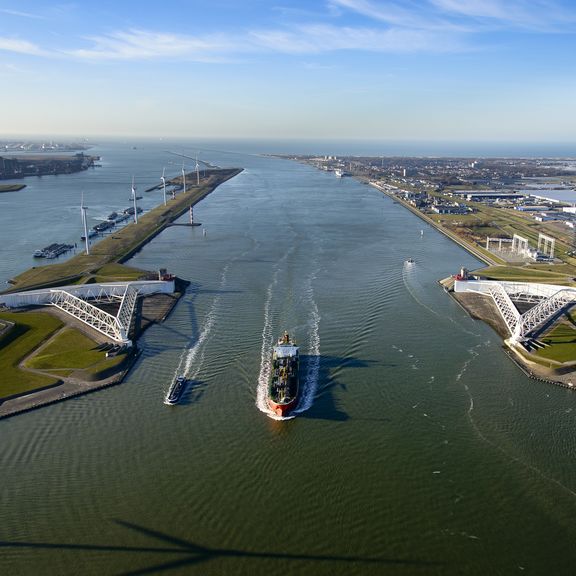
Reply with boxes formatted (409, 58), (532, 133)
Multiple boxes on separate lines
(1, 149), (575, 575)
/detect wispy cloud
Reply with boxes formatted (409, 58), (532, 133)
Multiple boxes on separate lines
(334, 0), (576, 32)
(329, 0), (468, 31)
(0, 37), (45, 56)
(63, 29), (240, 62)
(3, 0), (575, 64)
(0, 8), (46, 20)
(251, 24), (464, 53)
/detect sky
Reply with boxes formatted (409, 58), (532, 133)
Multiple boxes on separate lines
(1, 0), (576, 141)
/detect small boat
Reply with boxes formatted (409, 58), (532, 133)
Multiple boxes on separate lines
(267, 332), (299, 417)
(164, 375), (187, 405)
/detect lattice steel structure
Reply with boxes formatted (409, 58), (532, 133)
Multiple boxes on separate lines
(487, 284), (576, 343)
(50, 284), (139, 344)
(516, 288), (576, 341)
(488, 284), (520, 336)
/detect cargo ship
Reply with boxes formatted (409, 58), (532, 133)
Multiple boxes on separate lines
(268, 332), (299, 417)
(164, 375), (187, 405)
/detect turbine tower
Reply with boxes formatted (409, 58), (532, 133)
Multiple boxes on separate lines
(195, 155), (200, 185)
(181, 162), (186, 195)
(80, 192), (90, 255)
(160, 167), (167, 206)
(131, 176), (138, 224)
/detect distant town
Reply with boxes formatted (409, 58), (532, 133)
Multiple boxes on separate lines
(1, 139), (90, 153)
(285, 154), (576, 266)
(0, 139), (98, 180)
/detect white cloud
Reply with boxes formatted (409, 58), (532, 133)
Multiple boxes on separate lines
(430, 0), (576, 30)
(334, 0), (576, 32)
(330, 0), (468, 31)
(63, 29), (241, 62)
(251, 24), (465, 54)
(0, 8), (46, 20)
(0, 37), (45, 56)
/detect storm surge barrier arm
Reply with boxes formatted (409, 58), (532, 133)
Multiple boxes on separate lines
(517, 289), (576, 341)
(488, 283), (521, 339)
(50, 285), (138, 344)
(455, 279), (576, 344)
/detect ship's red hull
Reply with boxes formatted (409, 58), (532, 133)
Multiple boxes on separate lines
(268, 395), (299, 417)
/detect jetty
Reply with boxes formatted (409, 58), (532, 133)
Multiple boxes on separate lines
(0, 167), (242, 419)
(4, 167), (242, 293)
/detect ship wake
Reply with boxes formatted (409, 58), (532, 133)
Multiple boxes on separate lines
(256, 269), (321, 420)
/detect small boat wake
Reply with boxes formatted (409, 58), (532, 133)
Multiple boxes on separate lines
(172, 262), (230, 385)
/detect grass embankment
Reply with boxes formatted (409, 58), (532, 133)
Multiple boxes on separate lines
(382, 174), (576, 265)
(24, 327), (126, 378)
(0, 170), (242, 402)
(380, 177), (576, 370)
(0, 310), (63, 398)
(476, 265), (575, 284)
(5, 168), (242, 293)
(0, 184), (26, 193)
(533, 309), (576, 364)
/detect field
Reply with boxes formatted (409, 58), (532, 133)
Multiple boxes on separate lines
(0, 310), (63, 398)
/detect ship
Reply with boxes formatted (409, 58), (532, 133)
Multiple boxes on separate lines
(164, 375), (187, 405)
(268, 332), (299, 417)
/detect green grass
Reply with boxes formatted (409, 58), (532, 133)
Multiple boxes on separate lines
(23, 326), (129, 380)
(478, 265), (575, 284)
(24, 328), (106, 370)
(532, 309), (576, 364)
(91, 263), (147, 283)
(0, 311), (63, 398)
(5, 168), (241, 292)
(535, 323), (576, 363)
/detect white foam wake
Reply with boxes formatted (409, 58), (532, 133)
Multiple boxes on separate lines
(257, 269), (321, 420)
(293, 274), (320, 416)
(256, 268), (281, 417)
(174, 262), (230, 381)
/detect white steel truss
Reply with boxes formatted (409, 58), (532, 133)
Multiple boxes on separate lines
(488, 284), (521, 337)
(117, 284), (138, 336)
(487, 284), (576, 343)
(516, 289), (576, 341)
(50, 285), (138, 344)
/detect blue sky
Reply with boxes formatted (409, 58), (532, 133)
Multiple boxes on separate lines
(1, 0), (575, 141)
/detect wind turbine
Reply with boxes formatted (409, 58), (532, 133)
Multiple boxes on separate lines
(80, 192), (90, 255)
(195, 155), (200, 185)
(181, 162), (186, 195)
(160, 167), (167, 206)
(131, 176), (138, 224)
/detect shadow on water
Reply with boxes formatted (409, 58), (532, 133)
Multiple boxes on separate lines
(0, 518), (444, 575)
(177, 379), (206, 406)
(138, 282), (242, 360)
(299, 354), (394, 423)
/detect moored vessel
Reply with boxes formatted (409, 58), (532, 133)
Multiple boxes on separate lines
(164, 375), (187, 405)
(268, 332), (299, 417)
